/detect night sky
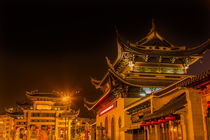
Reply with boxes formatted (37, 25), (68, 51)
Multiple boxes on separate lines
(0, 1), (209, 117)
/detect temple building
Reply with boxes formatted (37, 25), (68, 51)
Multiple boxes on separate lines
(85, 22), (210, 140)
(4, 91), (79, 140)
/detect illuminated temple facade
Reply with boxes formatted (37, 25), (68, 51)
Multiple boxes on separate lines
(3, 91), (79, 140)
(86, 22), (210, 140)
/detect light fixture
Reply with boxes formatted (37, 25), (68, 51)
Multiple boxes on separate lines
(62, 96), (70, 102)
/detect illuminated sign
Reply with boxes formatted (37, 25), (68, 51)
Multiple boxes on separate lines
(36, 105), (52, 110)
(99, 104), (114, 116)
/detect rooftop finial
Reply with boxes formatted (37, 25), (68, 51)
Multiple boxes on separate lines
(150, 18), (156, 32)
(114, 25), (119, 38)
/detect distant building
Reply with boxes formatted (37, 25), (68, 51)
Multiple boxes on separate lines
(4, 91), (79, 140)
(85, 22), (210, 140)
(0, 114), (14, 140)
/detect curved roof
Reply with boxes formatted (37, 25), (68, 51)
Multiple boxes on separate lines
(136, 30), (174, 48)
(119, 37), (210, 56)
(26, 92), (61, 98)
(116, 21), (209, 56)
(106, 57), (176, 87)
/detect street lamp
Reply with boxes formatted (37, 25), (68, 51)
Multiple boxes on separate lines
(62, 96), (70, 102)
(62, 96), (70, 140)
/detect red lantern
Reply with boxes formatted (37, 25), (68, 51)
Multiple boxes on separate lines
(61, 128), (65, 131)
(151, 120), (158, 125)
(165, 116), (175, 121)
(140, 122), (147, 126)
(207, 102), (210, 108)
(20, 128), (24, 131)
(146, 121), (151, 126)
(35, 126), (39, 129)
(47, 126), (51, 130)
(158, 119), (166, 124)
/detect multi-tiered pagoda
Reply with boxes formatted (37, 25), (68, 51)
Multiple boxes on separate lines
(86, 22), (210, 140)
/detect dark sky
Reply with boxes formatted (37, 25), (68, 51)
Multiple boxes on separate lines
(0, 1), (209, 117)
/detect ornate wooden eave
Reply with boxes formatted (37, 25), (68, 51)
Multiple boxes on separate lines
(5, 106), (24, 118)
(107, 57), (176, 87)
(87, 73), (116, 110)
(89, 86), (112, 110)
(137, 19), (175, 48)
(108, 69), (143, 88)
(6, 112), (24, 117)
(141, 93), (186, 121)
(26, 91), (61, 101)
(116, 20), (210, 57)
(106, 57), (142, 87)
(136, 30), (175, 48)
(150, 70), (209, 97)
(177, 70), (210, 88)
(118, 38), (210, 57)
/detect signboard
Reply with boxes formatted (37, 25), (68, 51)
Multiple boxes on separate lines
(99, 104), (114, 116)
(36, 105), (51, 110)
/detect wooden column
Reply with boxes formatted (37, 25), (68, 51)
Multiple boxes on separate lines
(27, 111), (31, 140)
(144, 127), (146, 140)
(155, 125), (160, 140)
(146, 126), (150, 140)
(161, 123), (165, 140)
(55, 112), (58, 140)
(68, 120), (72, 140)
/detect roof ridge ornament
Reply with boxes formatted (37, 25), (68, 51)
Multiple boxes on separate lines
(84, 98), (98, 105)
(150, 19), (156, 33)
(26, 90), (38, 95)
(114, 25), (119, 38)
(90, 77), (101, 89)
(105, 57), (114, 69)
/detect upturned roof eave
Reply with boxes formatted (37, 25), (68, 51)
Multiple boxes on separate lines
(89, 87), (112, 110)
(119, 38), (210, 56)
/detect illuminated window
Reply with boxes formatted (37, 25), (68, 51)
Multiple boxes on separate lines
(139, 87), (162, 97)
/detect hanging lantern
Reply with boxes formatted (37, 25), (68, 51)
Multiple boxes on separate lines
(165, 116), (175, 121)
(47, 126), (51, 130)
(207, 102), (210, 108)
(140, 122), (147, 127)
(61, 128), (65, 131)
(35, 126), (39, 129)
(151, 120), (158, 125)
(35, 126), (40, 135)
(146, 121), (151, 126)
(158, 119), (166, 124)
